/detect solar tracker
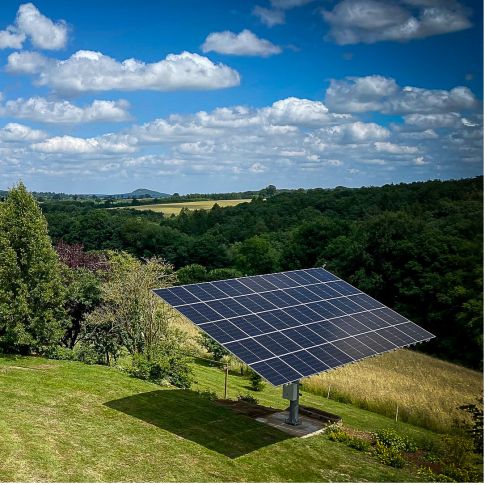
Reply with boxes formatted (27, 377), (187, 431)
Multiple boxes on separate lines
(153, 267), (435, 386)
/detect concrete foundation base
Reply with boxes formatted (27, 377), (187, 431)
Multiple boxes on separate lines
(256, 411), (329, 438)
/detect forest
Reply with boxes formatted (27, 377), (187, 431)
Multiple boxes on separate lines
(38, 176), (483, 370)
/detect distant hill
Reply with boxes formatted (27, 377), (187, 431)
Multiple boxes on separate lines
(110, 188), (171, 199)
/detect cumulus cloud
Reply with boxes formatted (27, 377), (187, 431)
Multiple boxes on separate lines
(374, 141), (418, 153)
(1, 96), (130, 123)
(325, 75), (478, 114)
(0, 3), (67, 50)
(0, 122), (47, 142)
(201, 29), (282, 57)
(32, 134), (137, 154)
(7, 50), (241, 94)
(322, 0), (472, 45)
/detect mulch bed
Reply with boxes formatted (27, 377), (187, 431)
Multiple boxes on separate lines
(216, 399), (281, 418)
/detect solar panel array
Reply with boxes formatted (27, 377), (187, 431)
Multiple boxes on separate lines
(153, 268), (435, 386)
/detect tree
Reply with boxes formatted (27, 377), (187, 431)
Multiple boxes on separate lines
(0, 182), (66, 353)
(233, 235), (280, 275)
(86, 253), (178, 360)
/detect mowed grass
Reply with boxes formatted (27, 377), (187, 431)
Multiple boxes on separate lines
(125, 199), (251, 216)
(302, 349), (483, 434)
(0, 355), (436, 482)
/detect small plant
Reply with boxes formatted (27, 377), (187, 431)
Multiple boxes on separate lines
(197, 389), (218, 401)
(237, 393), (259, 404)
(459, 399), (483, 454)
(416, 467), (454, 483)
(198, 333), (229, 362)
(374, 440), (406, 468)
(347, 437), (371, 451)
(327, 428), (351, 443)
(248, 369), (265, 391)
(373, 428), (417, 452)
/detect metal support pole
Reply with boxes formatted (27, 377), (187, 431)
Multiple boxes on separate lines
(223, 366), (228, 399)
(283, 381), (301, 426)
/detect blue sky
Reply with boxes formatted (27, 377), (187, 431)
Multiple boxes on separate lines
(0, 0), (482, 194)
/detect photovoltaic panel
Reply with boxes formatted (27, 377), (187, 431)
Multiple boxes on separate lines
(153, 267), (435, 386)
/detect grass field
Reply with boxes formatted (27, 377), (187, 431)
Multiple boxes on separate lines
(124, 199), (251, 216)
(173, 312), (483, 436)
(0, 354), (442, 482)
(302, 349), (483, 434)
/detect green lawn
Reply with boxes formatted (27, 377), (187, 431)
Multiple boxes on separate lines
(0, 355), (441, 482)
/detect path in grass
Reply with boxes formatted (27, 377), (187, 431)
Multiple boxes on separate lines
(0, 355), (431, 482)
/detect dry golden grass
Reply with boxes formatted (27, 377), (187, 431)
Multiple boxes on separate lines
(125, 199), (251, 216)
(302, 349), (483, 433)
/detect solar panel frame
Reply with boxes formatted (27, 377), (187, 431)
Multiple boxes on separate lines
(153, 267), (435, 386)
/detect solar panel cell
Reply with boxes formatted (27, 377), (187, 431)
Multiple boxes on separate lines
(153, 266), (435, 385)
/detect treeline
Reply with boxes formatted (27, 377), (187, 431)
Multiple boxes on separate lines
(43, 177), (483, 369)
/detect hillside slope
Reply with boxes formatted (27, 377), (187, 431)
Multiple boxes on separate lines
(0, 355), (432, 482)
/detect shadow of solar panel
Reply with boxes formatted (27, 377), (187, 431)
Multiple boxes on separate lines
(153, 267), (435, 386)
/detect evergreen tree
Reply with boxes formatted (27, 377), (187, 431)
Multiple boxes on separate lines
(0, 182), (66, 353)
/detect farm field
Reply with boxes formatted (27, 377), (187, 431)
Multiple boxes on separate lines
(0, 354), (441, 482)
(123, 199), (252, 215)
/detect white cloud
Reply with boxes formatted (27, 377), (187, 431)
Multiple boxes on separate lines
(252, 6), (285, 27)
(7, 50), (241, 94)
(322, 0), (472, 45)
(0, 27), (25, 49)
(403, 113), (462, 128)
(16, 3), (68, 50)
(0, 122), (47, 142)
(317, 121), (390, 143)
(201, 29), (282, 57)
(2, 97), (130, 123)
(32, 134), (137, 154)
(325, 75), (478, 114)
(375, 141), (418, 153)
(0, 3), (67, 51)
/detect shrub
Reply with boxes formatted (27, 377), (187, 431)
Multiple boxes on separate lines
(248, 369), (265, 391)
(417, 467), (454, 483)
(459, 399), (483, 454)
(439, 435), (475, 468)
(374, 441), (406, 468)
(373, 428), (417, 452)
(237, 393), (259, 404)
(128, 353), (193, 389)
(347, 437), (371, 451)
(45, 343), (101, 365)
(327, 429), (351, 443)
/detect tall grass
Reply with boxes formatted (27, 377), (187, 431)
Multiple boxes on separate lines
(302, 349), (483, 434)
